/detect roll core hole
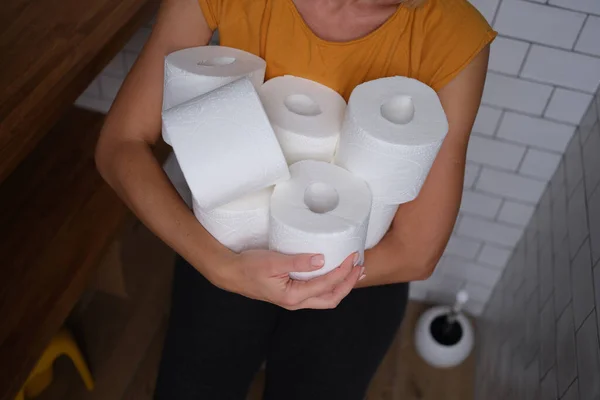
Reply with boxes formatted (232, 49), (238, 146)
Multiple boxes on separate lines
(197, 57), (236, 67)
(304, 182), (339, 214)
(381, 95), (415, 125)
(284, 94), (322, 117)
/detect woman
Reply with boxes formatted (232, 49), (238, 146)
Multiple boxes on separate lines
(96, 0), (495, 398)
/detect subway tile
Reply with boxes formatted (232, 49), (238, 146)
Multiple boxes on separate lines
(124, 27), (152, 53)
(525, 234), (540, 298)
(478, 244), (512, 268)
(482, 72), (553, 115)
(595, 268), (600, 336)
(99, 75), (123, 101)
(497, 112), (575, 152)
(494, 0), (585, 49)
(564, 133), (584, 196)
(575, 313), (600, 400)
(80, 78), (101, 98)
(524, 289), (541, 365)
(519, 148), (562, 180)
(460, 190), (503, 218)
(540, 296), (556, 376)
(545, 88), (594, 125)
(550, 161), (566, 199)
(74, 96), (112, 114)
(580, 100), (599, 143)
(539, 242), (554, 306)
(488, 36), (529, 75)
(567, 182), (589, 258)
(524, 356), (541, 400)
(444, 234), (482, 259)
(498, 200), (535, 227)
(561, 380), (579, 400)
(556, 304), (578, 397)
(123, 51), (138, 72)
(576, 16), (600, 57)
(408, 284), (427, 301)
(549, 0), (600, 15)
(552, 184), (568, 247)
(467, 135), (526, 170)
(538, 190), (553, 247)
(570, 240), (594, 329)
(468, 0), (501, 23)
(102, 53), (127, 78)
(463, 300), (486, 316)
(553, 238), (572, 318)
(540, 366), (557, 400)
(472, 105), (502, 136)
(463, 162), (480, 189)
(464, 281), (494, 304)
(589, 187), (600, 265)
(457, 215), (524, 247)
(476, 167), (546, 203)
(439, 256), (503, 287)
(582, 124), (600, 196)
(521, 45), (600, 93)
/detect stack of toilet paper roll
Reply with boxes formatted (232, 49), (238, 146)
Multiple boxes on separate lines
(161, 45), (448, 279)
(334, 77), (449, 248)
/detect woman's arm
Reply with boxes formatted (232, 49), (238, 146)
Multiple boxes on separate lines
(356, 46), (490, 287)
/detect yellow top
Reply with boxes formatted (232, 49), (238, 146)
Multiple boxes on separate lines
(198, 0), (496, 99)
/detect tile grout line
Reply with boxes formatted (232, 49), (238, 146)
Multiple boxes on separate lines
(572, 14), (590, 52)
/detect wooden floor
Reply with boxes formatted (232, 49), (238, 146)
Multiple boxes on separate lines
(36, 223), (475, 400)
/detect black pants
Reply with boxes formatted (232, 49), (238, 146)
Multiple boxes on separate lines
(154, 256), (409, 400)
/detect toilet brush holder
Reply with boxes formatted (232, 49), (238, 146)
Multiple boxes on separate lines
(414, 290), (474, 368)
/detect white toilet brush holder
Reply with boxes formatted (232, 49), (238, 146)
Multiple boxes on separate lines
(414, 290), (474, 368)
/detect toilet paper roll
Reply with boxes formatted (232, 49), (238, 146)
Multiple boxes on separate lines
(193, 187), (272, 253)
(366, 202), (398, 249)
(163, 46), (266, 144)
(269, 160), (372, 280)
(162, 77), (290, 211)
(334, 77), (448, 204)
(163, 152), (192, 209)
(259, 76), (346, 165)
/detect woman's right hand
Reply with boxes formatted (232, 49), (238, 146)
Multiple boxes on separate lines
(206, 251), (364, 310)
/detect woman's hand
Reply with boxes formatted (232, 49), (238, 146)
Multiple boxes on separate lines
(207, 251), (364, 310)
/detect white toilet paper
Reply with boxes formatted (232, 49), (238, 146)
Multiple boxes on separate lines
(193, 187), (272, 253)
(162, 46), (267, 144)
(162, 77), (290, 211)
(259, 76), (346, 165)
(334, 77), (448, 204)
(162, 152), (193, 209)
(269, 160), (372, 280)
(365, 202), (398, 249)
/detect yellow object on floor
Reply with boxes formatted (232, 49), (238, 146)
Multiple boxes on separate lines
(15, 328), (94, 399)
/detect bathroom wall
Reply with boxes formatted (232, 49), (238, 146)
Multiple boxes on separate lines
(475, 89), (600, 399)
(75, 1), (600, 315)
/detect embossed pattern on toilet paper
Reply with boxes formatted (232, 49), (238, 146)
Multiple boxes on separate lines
(334, 77), (448, 204)
(366, 202), (398, 249)
(193, 188), (272, 252)
(162, 77), (289, 211)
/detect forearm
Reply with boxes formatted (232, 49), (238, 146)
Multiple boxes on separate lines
(96, 140), (231, 275)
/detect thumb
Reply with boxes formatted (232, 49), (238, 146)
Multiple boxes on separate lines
(273, 253), (324, 275)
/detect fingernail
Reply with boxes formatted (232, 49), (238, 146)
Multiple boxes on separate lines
(359, 274), (366, 281)
(311, 255), (324, 267)
(353, 252), (360, 265)
(360, 267), (365, 275)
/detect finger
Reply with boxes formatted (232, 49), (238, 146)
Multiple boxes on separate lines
(271, 253), (324, 275)
(299, 264), (363, 310)
(287, 252), (358, 300)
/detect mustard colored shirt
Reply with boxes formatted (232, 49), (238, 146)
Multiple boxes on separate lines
(198, 0), (497, 99)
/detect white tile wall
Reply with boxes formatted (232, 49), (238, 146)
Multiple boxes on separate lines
(545, 89), (594, 125)
(497, 200), (535, 226)
(519, 148), (562, 180)
(497, 112), (576, 152)
(576, 16), (600, 57)
(73, 2), (600, 315)
(521, 45), (600, 93)
(466, 135), (526, 170)
(494, 0), (586, 49)
(457, 215), (524, 247)
(472, 105), (503, 136)
(464, 281), (494, 304)
(482, 72), (553, 115)
(488, 36), (529, 75)
(460, 190), (503, 218)
(548, 0), (600, 15)
(476, 168), (546, 203)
